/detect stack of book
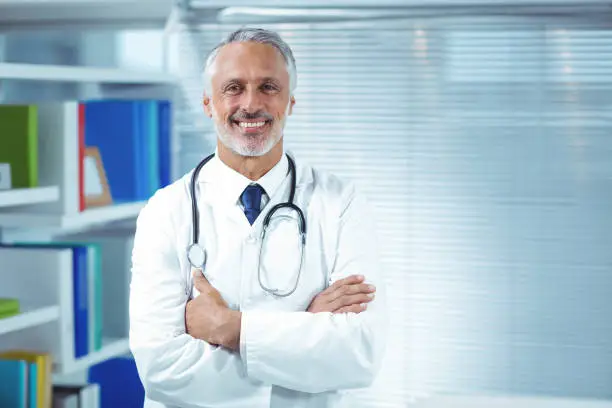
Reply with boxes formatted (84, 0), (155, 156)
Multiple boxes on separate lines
(0, 349), (101, 407)
(0, 349), (52, 408)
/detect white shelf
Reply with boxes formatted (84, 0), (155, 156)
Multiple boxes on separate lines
(0, 62), (177, 84)
(0, 305), (60, 336)
(65, 337), (130, 373)
(0, 201), (145, 230)
(0, 186), (60, 208)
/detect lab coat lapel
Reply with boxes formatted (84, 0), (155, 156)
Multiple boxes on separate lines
(205, 182), (250, 229)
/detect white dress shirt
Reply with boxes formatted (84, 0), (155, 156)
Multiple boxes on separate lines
(129, 149), (388, 408)
(220, 151), (288, 214)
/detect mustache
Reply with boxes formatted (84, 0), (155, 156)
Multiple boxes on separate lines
(230, 110), (273, 122)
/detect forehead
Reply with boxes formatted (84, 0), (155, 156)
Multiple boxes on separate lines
(211, 41), (289, 84)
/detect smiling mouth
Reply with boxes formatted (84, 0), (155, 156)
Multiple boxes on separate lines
(232, 120), (271, 131)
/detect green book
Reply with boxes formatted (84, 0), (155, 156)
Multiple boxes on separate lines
(0, 298), (20, 317)
(0, 310), (20, 319)
(0, 105), (38, 188)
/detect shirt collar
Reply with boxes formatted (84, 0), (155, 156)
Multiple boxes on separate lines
(197, 148), (289, 206)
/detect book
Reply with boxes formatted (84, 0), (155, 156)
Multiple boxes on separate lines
(158, 100), (172, 187)
(144, 100), (160, 198)
(0, 350), (51, 408)
(0, 104), (38, 188)
(83, 100), (146, 204)
(86, 244), (103, 352)
(88, 357), (143, 408)
(0, 359), (28, 408)
(0, 297), (20, 318)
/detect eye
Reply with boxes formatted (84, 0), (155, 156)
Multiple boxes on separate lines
(262, 83), (279, 93)
(224, 84), (242, 95)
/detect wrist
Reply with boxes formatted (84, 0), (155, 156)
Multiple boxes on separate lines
(219, 310), (242, 351)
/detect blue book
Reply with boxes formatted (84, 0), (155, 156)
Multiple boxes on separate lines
(0, 359), (28, 408)
(157, 100), (172, 187)
(27, 362), (37, 408)
(138, 100), (160, 199)
(147, 100), (160, 197)
(134, 101), (147, 200)
(72, 245), (89, 358)
(88, 357), (144, 408)
(83, 100), (144, 203)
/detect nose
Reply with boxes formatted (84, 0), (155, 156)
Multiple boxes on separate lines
(241, 87), (264, 114)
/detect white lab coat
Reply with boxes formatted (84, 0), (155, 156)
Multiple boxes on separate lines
(129, 150), (388, 408)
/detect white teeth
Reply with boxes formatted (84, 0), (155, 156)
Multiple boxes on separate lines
(239, 121), (266, 128)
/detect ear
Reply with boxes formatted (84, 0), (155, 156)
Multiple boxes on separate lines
(203, 94), (213, 118)
(288, 95), (296, 116)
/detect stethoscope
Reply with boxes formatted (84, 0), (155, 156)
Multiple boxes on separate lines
(186, 152), (307, 297)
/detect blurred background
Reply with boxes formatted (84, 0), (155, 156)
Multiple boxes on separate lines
(1, 0), (612, 407)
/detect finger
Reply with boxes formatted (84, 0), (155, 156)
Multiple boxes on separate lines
(320, 275), (365, 299)
(192, 269), (212, 292)
(328, 275), (365, 291)
(335, 303), (368, 314)
(330, 293), (375, 311)
(327, 282), (376, 304)
(338, 283), (376, 296)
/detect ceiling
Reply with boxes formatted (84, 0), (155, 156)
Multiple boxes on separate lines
(0, 0), (611, 28)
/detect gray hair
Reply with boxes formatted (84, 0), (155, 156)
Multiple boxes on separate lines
(202, 27), (297, 96)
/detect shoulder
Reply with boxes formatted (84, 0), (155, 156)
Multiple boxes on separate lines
(135, 171), (192, 230)
(295, 154), (367, 217)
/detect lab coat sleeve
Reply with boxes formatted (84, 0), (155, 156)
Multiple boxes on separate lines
(240, 183), (388, 393)
(129, 189), (257, 407)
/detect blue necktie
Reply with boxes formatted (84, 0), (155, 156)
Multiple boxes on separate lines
(240, 184), (265, 225)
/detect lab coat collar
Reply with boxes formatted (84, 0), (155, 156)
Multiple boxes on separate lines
(196, 146), (291, 208)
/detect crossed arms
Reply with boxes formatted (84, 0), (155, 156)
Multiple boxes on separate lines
(129, 186), (387, 407)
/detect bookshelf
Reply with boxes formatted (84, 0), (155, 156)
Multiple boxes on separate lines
(0, 305), (60, 337)
(0, 186), (60, 208)
(66, 337), (130, 374)
(0, 201), (146, 231)
(0, 50), (176, 397)
(0, 62), (177, 85)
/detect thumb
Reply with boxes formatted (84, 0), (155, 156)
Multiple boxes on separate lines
(192, 268), (212, 291)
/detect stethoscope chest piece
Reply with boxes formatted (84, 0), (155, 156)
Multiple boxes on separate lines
(187, 243), (207, 270)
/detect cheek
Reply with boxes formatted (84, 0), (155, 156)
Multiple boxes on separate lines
(212, 97), (238, 121)
(213, 108), (234, 125)
(273, 105), (289, 121)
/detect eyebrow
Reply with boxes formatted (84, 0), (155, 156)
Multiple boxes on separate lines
(259, 77), (280, 83)
(221, 77), (281, 86)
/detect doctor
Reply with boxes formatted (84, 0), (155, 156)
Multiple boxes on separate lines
(129, 27), (387, 408)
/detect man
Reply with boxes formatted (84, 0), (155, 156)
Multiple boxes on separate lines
(129, 27), (387, 408)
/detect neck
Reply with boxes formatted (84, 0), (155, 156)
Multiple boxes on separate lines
(217, 139), (284, 181)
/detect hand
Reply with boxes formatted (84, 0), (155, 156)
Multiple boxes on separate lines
(185, 269), (242, 351)
(307, 275), (376, 314)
